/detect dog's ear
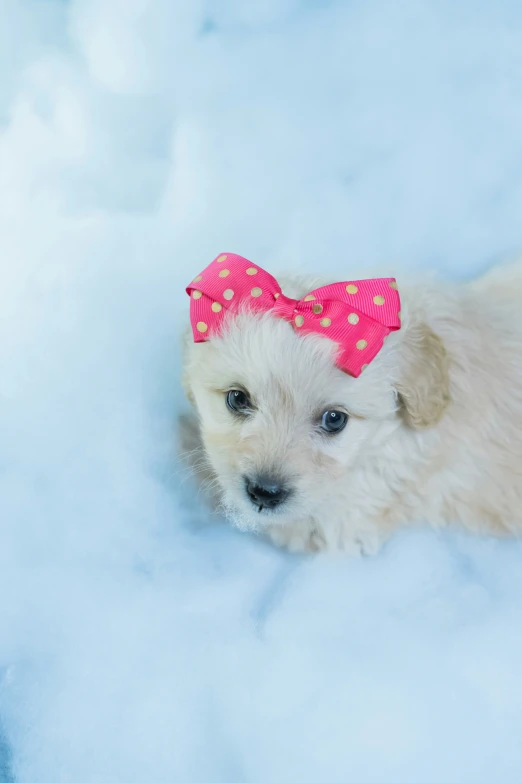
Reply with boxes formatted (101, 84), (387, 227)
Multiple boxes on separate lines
(395, 321), (451, 429)
(181, 325), (196, 407)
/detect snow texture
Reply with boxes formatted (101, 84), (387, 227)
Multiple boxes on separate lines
(1, 1), (522, 781)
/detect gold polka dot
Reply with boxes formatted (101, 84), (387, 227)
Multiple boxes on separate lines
(320, 317), (332, 328)
(193, 275), (203, 283)
(398, 311), (402, 321)
(346, 284), (358, 295)
(216, 254), (227, 263)
(347, 313), (359, 325)
(246, 267), (258, 276)
(312, 304), (323, 314)
(196, 322), (208, 333)
(192, 290), (202, 300)
(219, 269), (230, 278)
(356, 339), (368, 350)
(361, 364), (369, 372)
(274, 292), (280, 299)
(373, 295), (385, 306)
(251, 287), (262, 297)
(223, 289), (234, 300)
(389, 281), (398, 290)
(303, 295), (316, 301)
(295, 315), (305, 327)
(211, 302), (222, 313)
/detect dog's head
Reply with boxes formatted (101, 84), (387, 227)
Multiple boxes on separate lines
(182, 277), (450, 531)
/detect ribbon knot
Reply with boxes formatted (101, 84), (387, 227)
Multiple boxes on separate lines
(186, 253), (401, 378)
(272, 293), (300, 321)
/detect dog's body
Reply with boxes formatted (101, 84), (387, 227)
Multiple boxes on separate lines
(181, 260), (522, 554)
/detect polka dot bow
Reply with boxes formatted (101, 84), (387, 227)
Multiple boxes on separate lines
(186, 253), (401, 378)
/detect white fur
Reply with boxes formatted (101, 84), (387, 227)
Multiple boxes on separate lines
(180, 260), (522, 554)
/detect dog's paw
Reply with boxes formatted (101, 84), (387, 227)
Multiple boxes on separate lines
(334, 523), (385, 556)
(266, 523), (327, 553)
(347, 530), (383, 557)
(267, 521), (385, 557)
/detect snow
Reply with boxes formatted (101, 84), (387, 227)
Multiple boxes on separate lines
(1, 1), (522, 781)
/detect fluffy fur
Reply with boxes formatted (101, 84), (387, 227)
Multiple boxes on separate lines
(180, 259), (522, 554)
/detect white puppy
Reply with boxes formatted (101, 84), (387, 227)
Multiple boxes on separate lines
(180, 259), (522, 554)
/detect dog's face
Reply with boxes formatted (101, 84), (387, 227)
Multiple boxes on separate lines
(184, 309), (411, 531)
(183, 273), (450, 532)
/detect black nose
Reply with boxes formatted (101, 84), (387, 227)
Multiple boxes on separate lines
(244, 476), (289, 510)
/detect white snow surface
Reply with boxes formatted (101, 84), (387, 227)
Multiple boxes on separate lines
(2, 1), (522, 781)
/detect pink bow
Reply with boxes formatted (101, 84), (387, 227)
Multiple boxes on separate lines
(186, 253), (401, 377)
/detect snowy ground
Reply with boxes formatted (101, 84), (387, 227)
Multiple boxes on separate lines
(2, 1), (522, 781)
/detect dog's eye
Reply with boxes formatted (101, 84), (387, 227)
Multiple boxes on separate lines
(320, 410), (348, 433)
(226, 389), (251, 414)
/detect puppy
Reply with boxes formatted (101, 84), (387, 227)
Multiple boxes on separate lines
(180, 254), (522, 554)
